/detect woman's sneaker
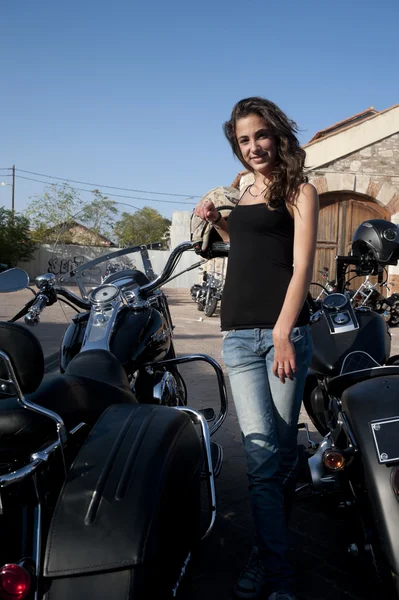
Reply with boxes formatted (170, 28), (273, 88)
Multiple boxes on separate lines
(233, 546), (267, 599)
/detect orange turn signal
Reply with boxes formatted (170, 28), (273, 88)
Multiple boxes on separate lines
(322, 449), (345, 471)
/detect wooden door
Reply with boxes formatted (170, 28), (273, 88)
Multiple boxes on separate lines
(310, 194), (390, 298)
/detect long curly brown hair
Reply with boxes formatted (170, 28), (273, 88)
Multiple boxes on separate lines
(223, 97), (307, 207)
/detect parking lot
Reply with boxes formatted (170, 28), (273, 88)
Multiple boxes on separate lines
(1, 287), (399, 599)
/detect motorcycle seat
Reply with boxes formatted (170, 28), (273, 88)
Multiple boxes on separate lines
(0, 350), (137, 453)
(327, 365), (399, 398)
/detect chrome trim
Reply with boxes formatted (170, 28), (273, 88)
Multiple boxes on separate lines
(0, 350), (67, 446)
(80, 299), (121, 352)
(35, 273), (56, 288)
(304, 422), (317, 450)
(153, 371), (179, 406)
(24, 293), (49, 326)
(145, 353), (228, 436)
(334, 410), (358, 449)
(0, 422), (85, 488)
(322, 293), (348, 311)
(88, 283), (120, 307)
(32, 475), (42, 600)
(0, 459), (43, 487)
(321, 300), (359, 335)
(308, 437), (340, 492)
(174, 406), (216, 539)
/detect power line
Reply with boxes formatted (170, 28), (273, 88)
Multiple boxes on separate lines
(16, 174), (197, 205)
(16, 168), (201, 199)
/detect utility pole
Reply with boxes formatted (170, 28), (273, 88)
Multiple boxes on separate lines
(11, 165), (15, 212)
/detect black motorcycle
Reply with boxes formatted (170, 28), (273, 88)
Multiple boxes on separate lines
(0, 241), (228, 599)
(191, 268), (224, 317)
(348, 272), (399, 327)
(303, 219), (399, 596)
(100, 259), (136, 283)
(190, 268), (208, 310)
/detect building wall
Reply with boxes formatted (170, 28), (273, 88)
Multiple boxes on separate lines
(315, 133), (399, 192)
(19, 236), (202, 290)
(305, 130), (399, 288)
(304, 105), (399, 170)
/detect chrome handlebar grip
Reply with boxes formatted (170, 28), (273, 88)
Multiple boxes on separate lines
(24, 294), (48, 326)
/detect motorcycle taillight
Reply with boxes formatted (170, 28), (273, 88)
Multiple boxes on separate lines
(0, 564), (31, 600)
(391, 466), (399, 500)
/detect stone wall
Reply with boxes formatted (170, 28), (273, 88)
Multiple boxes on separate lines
(307, 133), (399, 214)
(316, 133), (399, 191)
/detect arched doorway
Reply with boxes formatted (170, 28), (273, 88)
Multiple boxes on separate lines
(311, 192), (391, 296)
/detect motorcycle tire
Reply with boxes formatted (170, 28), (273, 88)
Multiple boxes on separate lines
(204, 297), (218, 317)
(197, 301), (205, 312)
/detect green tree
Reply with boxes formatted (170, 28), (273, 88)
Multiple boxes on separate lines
(0, 208), (37, 266)
(114, 207), (171, 247)
(26, 184), (117, 243)
(27, 183), (81, 243)
(79, 189), (118, 240)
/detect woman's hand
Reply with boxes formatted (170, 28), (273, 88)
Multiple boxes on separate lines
(272, 331), (296, 384)
(194, 198), (219, 223)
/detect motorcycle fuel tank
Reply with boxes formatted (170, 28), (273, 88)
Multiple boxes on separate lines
(60, 306), (171, 372)
(110, 306), (172, 366)
(60, 317), (88, 373)
(310, 309), (391, 377)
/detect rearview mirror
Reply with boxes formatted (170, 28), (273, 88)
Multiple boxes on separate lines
(0, 268), (29, 293)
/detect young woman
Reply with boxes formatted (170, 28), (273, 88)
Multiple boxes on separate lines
(194, 97), (319, 600)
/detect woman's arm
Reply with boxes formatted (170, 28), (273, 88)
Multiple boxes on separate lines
(272, 182), (319, 381)
(213, 216), (230, 242)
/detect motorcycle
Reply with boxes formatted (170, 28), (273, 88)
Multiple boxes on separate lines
(0, 241), (229, 599)
(310, 266), (337, 302)
(348, 273), (399, 327)
(203, 271), (224, 318)
(311, 262), (399, 327)
(310, 266), (354, 306)
(191, 267), (224, 318)
(303, 219), (399, 596)
(190, 268), (208, 308)
(100, 259), (136, 283)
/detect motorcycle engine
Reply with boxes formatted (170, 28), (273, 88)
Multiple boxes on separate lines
(132, 368), (184, 406)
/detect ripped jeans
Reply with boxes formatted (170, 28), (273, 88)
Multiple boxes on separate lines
(222, 326), (312, 592)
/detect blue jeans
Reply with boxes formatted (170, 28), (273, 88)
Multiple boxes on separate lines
(222, 326), (312, 592)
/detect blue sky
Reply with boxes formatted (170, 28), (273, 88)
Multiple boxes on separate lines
(1, 0), (398, 219)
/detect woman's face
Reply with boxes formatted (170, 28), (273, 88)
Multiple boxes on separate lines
(235, 113), (277, 176)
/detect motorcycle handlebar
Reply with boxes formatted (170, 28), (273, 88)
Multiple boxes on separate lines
(140, 241), (195, 296)
(55, 287), (91, 310)
(24, 294), (49, 326)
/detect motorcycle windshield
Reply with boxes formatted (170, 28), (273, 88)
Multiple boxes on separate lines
(55, 243), (163, 299)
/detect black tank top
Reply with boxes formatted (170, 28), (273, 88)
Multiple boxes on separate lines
(220, 201), (310, 330)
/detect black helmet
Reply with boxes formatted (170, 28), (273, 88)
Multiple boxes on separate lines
(351, 219), (399, 263)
